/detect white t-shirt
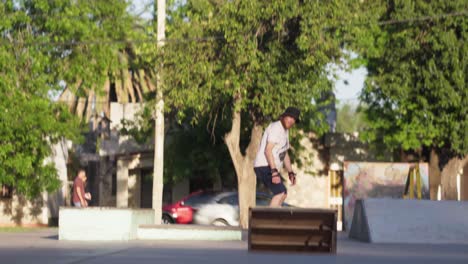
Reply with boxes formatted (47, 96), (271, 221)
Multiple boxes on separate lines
(254, 120), (289, 169)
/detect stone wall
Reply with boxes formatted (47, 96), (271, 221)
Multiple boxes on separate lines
(284, 134), (329, 208)
(0, 194), (47, 226)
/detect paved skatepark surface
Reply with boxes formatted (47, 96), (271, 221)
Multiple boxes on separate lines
(1, 228), (467, 264)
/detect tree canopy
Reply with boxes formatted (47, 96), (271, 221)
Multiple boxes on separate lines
(161, 0), (368, 128)
(0, 0), (134, 198)
(354, 0), (467, 198)
(356, 0), (467, 156)
(336, 103), (368, 133)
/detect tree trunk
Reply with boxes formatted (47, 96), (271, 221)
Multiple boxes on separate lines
(98, 79), (110, 117)
(58, 87), (76, 112)
(462, 163), (468, 200)
(224, 100), (263, 228)
(85, 90), (95, 122)
(123, 67), (136, 103)
(441, 155), (468, 200)
(59, 80), (82, 113)
(114, 69), (126, 103)
(428, 149), (441, 200)
(132, 71), (143, 102)
(75, 97), (87, 121)
(137, 69), (149, 93)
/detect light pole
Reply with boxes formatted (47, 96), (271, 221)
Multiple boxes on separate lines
(152, 0), (165, 224)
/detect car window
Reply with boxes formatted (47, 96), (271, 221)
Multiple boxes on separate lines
(218, 194), (238, 205)
(217, 193), (272, 206)
(184, 192), (216, 207)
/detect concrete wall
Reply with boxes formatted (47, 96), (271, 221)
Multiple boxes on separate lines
(99, 103), (153, 157)
(325, 133), (391, 169)
(0, 195), (47, 226)
(285, 134), (328, 208)
(59, 207), (154, 241)
(47, 140), (69, 218)
(128, 169), (141, 208)
(116, 153), (153, 208)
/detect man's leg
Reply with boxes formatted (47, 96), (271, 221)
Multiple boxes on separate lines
(279, 191), (288, 205)
(255, 167), (288, 207)
(270, 192), (286, 207)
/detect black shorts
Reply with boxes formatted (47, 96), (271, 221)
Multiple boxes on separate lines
(254, 166), (287, 195)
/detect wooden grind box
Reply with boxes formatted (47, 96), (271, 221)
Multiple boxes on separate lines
(248, 207), (337, 253)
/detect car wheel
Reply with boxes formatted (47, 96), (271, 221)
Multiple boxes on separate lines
(162, 214), (174, 224)
(212, 219), (229, 226)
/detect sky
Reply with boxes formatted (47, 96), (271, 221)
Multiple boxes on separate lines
(333, 67), (367, 105)
(129, 0), (366, 104)
(129, 0), (154, 19)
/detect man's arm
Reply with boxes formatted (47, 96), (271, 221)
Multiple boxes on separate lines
(283, 152), (293, 172)
(264, 142), (281, 184)
(284, 153), (296, 185)
(76, 187), (86, 206)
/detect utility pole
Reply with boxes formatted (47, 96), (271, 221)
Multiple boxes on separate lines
(152, 0), (165, 224)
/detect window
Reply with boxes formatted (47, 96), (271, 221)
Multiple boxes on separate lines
(218, 194), (239, 206)
(184, 192), (216, 208)
(1, 185), (12, 198)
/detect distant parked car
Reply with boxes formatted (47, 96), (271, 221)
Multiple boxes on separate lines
(162, 190), (222, 224)
(193, 192), (290, 226)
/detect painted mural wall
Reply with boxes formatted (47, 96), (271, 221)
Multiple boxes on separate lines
(343, 162), (430, 230)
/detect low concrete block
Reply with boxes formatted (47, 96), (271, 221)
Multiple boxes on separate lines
(138, 225), (242, 241)
(349, 198), (468, 244)
(59, 207), (154, 241)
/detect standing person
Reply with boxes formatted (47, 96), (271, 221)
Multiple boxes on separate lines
(254, 107), (300, 207)
(72, 169), (88, 208)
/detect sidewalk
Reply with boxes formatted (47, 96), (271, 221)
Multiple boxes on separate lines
(0, 228), (467, 264)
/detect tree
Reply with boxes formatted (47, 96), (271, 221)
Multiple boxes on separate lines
(0, 1), (80, 198)
(355, 0), (467, 199)
(121, 107), (237, 190)
(336, 103), (368, 133)
(155, 0), (367, 227)
(0, 0), (135, 198)
(164, 117), (236, 188)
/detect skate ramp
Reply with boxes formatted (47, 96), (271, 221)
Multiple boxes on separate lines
(349, 198), (468, 244)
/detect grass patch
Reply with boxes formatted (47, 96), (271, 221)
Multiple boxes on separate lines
(0, 226), (50, 233)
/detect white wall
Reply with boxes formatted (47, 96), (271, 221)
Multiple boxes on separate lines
(59, 207), (154, 241)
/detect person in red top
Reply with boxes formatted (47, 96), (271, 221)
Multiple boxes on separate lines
(72, 169), (88, 207)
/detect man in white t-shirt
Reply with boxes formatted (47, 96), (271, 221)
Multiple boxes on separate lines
(254, 107), (300, 207)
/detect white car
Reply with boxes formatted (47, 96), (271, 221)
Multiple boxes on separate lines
(193, 192), (284, 226)
(195, 202), (239, 226)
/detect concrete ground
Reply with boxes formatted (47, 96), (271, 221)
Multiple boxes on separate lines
(1, 228), (467, 264)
